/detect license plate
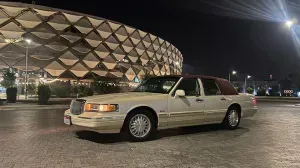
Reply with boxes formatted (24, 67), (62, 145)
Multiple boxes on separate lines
(64, 115), (71, 125)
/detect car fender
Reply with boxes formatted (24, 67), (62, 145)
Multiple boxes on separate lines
(125, 103), (159, 115)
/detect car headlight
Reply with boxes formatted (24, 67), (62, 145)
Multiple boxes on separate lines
(84, 103), (119, 112)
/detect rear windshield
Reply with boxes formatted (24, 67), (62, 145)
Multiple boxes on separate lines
(215, 79), (238, 95)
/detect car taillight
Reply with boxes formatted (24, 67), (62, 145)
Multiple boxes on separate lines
(253, 97), (257, 106)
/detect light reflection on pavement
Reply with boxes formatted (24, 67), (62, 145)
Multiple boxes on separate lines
(0, 102), (300, 167)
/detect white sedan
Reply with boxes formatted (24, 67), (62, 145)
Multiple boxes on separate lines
(64, 75), (257, 141)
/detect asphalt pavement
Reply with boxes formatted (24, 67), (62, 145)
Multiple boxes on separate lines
(1, 101), (300, 168)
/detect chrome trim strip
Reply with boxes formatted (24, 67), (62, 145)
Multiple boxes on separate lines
(95, 116), (124, 120)
(78, 116), (92, 119)
(206, 109), (227, 113)
(158, 113), (169, 117)
(169, 111), (205, 117)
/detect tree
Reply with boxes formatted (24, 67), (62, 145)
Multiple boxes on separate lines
(1, 69), (17, 103)
(1, 69), (16, 88)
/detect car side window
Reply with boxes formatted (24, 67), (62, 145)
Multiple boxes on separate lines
(175, 78), (200, 96)
(201, 79), (222, 96)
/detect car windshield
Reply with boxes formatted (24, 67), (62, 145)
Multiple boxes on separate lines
(133, 77), (180, 94)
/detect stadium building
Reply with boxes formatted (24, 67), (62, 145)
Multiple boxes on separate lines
(0, 1), (183, 86)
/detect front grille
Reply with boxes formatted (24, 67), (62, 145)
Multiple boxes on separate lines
(70, 99), (86, 115)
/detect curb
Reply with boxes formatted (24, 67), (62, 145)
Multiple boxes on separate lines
(0, 105), (70, 111)
(257, 99), (300, 103)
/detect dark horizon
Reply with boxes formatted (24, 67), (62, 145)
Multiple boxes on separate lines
(12, 0), (300, 81)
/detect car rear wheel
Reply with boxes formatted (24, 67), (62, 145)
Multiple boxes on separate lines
(223, 107), (241, 130)
(124, 111), (156, 141)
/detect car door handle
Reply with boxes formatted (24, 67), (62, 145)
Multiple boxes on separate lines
(196, 98), (204, 102)
(221, 97), (227, 101)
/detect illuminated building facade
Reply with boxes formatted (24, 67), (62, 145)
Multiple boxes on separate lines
(0, 2), (183, 85)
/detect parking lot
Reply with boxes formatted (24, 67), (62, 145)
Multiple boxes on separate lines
(1, 101), (300, 168)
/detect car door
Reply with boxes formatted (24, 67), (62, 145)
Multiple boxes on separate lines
(201, 78), (231, 123)
(168, 78), (205, 127)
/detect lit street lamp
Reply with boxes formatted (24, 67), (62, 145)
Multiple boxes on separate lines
(5, 37), (32, 99)
(244, 75), (251, 93)
(285, 19), (297, 28)
(229, 70), (236, 82)
(286, 20), (294, 28)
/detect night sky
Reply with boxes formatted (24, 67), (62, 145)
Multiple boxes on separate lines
(14, 0), (300, 80)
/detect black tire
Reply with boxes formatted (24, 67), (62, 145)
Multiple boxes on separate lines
(223, 106), (241, 130)
(123, 110), (156, 142)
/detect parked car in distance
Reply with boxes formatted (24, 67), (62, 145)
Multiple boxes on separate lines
(64, 75), (257, 141)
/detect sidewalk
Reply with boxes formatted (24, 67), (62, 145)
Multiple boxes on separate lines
(0, 102), (70, 111)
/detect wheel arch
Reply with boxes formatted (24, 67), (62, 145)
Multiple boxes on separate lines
(121, 106), (158, 131)
(228, 103), (242, 115)
(222, 103), (242, 129)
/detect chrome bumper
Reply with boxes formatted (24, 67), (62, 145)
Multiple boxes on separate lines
(65, 114), (125, 133)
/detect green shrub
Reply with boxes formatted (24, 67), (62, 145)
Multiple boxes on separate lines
(77, 93), (85, 98)
(84, 87), (93, 96)
(246, 87), (254, 94)
(70, 85), (93, 97)
(50, 81), (71, 98)
(37, 84), (51, 105)
(71, 85), (79, 96)
(6, 87), (17, 103)
(93, 81), (121, 95)
(78, 85), (86, 95)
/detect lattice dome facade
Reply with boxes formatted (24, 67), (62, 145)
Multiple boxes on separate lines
(0, 2), (183, 84)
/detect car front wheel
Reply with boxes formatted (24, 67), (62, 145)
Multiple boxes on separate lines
(125, 111), (156, 141)
(223, 107), (241, 130)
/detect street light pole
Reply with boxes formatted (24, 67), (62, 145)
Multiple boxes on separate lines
(24, 38), (31, 100)
(244, 75), (251, 93)
(5, 37), (32, 99)
(25, 46), (28, 100)
(244, 76), (247, 93)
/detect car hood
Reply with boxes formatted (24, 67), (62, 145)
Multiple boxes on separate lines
(84, 92), (167, 104)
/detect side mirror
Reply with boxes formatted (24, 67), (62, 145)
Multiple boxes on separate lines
(175, 90), (185, 97)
